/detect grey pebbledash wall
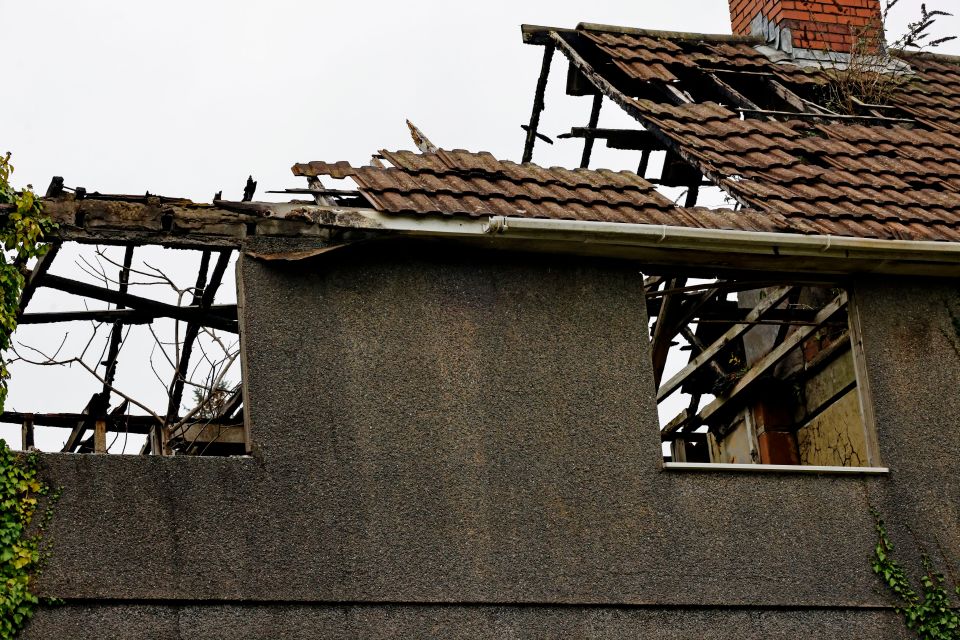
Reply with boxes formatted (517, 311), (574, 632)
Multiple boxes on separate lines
(22, 242), (957, 639)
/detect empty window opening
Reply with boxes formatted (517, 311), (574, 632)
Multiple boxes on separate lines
(647, 276), (878, 468)
(3, 243), (246, 457)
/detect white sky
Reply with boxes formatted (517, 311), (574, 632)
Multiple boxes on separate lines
(1, 0), (957, 451)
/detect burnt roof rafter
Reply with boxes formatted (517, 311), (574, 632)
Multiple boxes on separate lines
(546, 30), (748, 208)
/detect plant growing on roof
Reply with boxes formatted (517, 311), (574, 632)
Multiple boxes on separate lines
(820, 0), (956, 114)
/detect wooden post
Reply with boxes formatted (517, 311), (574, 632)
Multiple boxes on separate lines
(94, 419), (107, 453)
(21, 416), (34, 450)
(522, 43), (555, 163)
(650, 277), (687, 386)
(637, 149), (651, 177)
(684, 183), (700, 207)
(580, 93), (603, 168)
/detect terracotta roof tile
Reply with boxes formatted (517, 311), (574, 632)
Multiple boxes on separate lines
(530, 26), (960, 242)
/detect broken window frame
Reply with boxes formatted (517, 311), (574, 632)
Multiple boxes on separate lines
(646, 274), (886, 473)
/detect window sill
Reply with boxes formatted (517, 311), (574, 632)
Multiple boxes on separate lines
(662, 462), (889, 475)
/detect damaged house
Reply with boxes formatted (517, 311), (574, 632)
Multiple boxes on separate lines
(9, 0), (960, 637)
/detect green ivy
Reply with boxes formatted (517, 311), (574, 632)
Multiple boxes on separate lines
(0, 153), (57, 637)
(0, 152), (57, 413)
(872, 509), (960, 639)
(0, 445), (58, 638)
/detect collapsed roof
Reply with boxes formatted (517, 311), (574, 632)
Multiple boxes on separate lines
(513, 22), (960, 242)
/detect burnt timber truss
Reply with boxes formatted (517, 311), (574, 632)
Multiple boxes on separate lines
(5, 181), (360, 456)
(516, 24), (897, 466)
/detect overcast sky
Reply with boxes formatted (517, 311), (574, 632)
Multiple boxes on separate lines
(1, 0), (957, 451)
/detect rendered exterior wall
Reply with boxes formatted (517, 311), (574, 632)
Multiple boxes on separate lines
(21, 243), (957, 638)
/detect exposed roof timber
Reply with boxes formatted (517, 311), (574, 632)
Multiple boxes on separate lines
(42, 196), (960, 276)
(521, 24), (577, 45)
(0, 410), (239, 435)
(19, 305), (237, 326)
(546, 31), (747, 208)
(657, 285), (794, 402)
(738, 108), (915, 124)
(16, 244), (59, 322)
(695, 292), (848, 425)
(42, 197), (362, 248)
(39, 273), (239, 333)
(559, 127), (665, 151)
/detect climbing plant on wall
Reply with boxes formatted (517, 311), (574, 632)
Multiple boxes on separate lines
(872, 510), (960, 639)
(0, 152), (56, 411)
(0, 447), (57, 638)
(0, 153), (57, 637)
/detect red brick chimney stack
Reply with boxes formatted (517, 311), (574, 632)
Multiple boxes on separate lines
(729, 0), (884, 53)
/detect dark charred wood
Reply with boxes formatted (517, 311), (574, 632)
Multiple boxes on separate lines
(37, 273), (238, 333)
(0, 411), (237, 435)
(522, 43), (555, 163)
(16, 244), (60, 321)
(45, 177), (65, 199)
(19, 304), (237, 326)
(242, 176), (257, 202)
(519, 125), (554, 144)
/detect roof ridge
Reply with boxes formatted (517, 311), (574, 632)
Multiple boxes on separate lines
(575, 22), (764, 45)
(892, 48), (960, 65)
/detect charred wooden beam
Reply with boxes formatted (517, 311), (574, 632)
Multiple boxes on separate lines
(242, 176), (257, 202)
(657, 285), (795, 402)
(101, 246), (134, 395)
(679, 325), (726, 379)
(650, 276), (686, 387)
(21, 415), (34, 450)
(216, 386), (243, 420)
(696, 292), (848, 425)
(705, 72), (761, 110)
(62, 393), (108, 453)
(44, 176), (65, 198)
(0, 411), (237, 435)
(16, 244), (60, 321)
(520, 125), (554, 145)
(521, 24), (578, 45)
(522, 43), (556, 163)
(646, 279), (786, 299)
(637, 149), (651, 177)
(660, 428), (707, 443)
(684, 184), (700, 207)
(580, 93), (604, 168)
(40, 198), (341, 249)
(559, 127), (665, 151)
(19, 305), (237, 326)
(163, 250), (232, 454)
(740, 106), (914, 125)
(176, 422), (246, 447)
(266, 188), (362, 197)
(38, 273), (238, 333)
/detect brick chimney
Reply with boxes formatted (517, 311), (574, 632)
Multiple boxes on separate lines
(729, 0), (883, 53)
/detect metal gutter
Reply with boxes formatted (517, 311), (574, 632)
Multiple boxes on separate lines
(480, 216), (960, 267)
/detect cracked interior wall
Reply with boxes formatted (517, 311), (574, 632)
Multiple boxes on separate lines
(796, 389), (866, 466)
